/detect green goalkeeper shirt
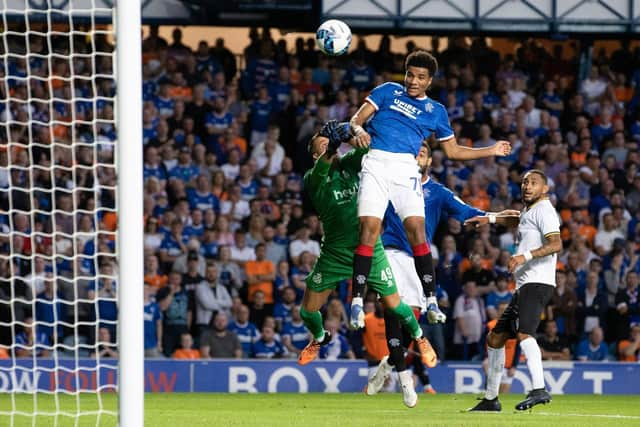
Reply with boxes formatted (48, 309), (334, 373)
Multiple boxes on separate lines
(303, 149), (367, 250)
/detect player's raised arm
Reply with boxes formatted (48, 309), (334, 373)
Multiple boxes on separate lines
(304, 121), (353, 190)
(349, 102), (375, 148)
(440, 136), (512, 161)
(464, 210), (521, 229)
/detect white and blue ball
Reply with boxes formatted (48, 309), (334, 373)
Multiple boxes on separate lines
(316, 19), (352, 56)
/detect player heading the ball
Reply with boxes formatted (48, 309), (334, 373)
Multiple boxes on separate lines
(347, 50), (512, 329)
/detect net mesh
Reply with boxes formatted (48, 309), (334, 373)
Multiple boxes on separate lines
(0, 1), (118, 424)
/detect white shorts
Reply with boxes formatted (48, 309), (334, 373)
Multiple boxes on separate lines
(385, 248), (426, 312)
(357, 150), (424, 220)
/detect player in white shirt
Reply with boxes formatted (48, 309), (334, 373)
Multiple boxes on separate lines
(465, 169), (562, 412)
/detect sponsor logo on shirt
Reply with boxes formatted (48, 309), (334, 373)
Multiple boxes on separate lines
(390, 98), (423, 120)
(332, 183), (358, 204)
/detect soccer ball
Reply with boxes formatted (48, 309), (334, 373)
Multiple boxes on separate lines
(316, 19), (352, 56)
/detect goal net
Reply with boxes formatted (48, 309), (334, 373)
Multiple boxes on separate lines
(0, 1), (143, 425)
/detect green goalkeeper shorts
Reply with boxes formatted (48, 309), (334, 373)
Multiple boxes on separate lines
(305, 241), (398, 297)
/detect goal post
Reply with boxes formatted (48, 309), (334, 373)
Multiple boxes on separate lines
(115, 0), (144, 426)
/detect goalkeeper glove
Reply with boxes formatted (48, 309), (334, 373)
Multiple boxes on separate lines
(319, 120), (352, 155)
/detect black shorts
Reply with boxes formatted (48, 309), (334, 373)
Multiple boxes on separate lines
(493, 283), (554, 337)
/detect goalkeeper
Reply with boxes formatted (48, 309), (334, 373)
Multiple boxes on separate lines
(298, 121), (436, 375)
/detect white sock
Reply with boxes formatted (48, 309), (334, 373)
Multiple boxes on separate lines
(485, 346), (505, 400)
(426, 296), (437, 306)
(398, 369), (413, 386)
(520, 337), (545, 390)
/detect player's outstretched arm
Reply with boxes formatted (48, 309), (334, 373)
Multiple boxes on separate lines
(464, 210), (520, 228)
(349, 102), (375, 149)
(440, 137), (512, 161)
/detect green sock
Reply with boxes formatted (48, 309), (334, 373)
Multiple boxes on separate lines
(389, 301), (422, 339)
(300, 307), (325, 341)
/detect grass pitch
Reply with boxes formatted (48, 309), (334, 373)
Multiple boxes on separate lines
(0, 393), (639, 426)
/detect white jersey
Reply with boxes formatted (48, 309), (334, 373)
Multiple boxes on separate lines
(514, 198), (560, 289)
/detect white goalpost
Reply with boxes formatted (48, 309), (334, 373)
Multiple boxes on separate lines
(0, 0), (143, 425)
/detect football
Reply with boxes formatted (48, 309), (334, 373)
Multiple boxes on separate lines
(316, 19), (352, 56)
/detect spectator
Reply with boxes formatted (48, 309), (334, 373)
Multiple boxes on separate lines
(172, 332), (201, 359)
(249, 290), (271, 329)
(215, 245), (244, 298)
(157, 272), (192, 357)
(144, 254), (167, 294)
(461, 253), (496, 297)
(547, 269), (578, 338)
(173, 240), (206, 276)
(273, 260), (293, 299)
(576, 326), (609, 361)
(453, 281), (486, 360)
(159, 220), (188, 269)
(273, 286), (296, 331)
(195, 262), (233, 338)
(199, 311), (242, 359)
(576, 271), (608, 335)
(485, 275), (512, 320)
(91, 327), (118, 359)
(252, 324), (287, 359)
(594, 213), (625, 256)
(263, 226), (287, 266)
(143, 283), (163, 358)
(14, 317), (50, 358)
(613, 271), (640, 341)
(281, 305), (309, 356)
(228, 304), (260, 358)
(538, 320), (571, 361)
(291, 251), (314, 300)
(230, 230), (256, 267)
(289, 226), (320, 265)
(319, 317), (355, 360)
(252, 125), (285, 178)
(245, 243), (275, 304)
(617, 323), (640, 362)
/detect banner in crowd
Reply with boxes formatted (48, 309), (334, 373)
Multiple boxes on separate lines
(0, 359), (639, 394)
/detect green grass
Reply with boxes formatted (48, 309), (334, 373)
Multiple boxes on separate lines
(0, 393), (639, 426)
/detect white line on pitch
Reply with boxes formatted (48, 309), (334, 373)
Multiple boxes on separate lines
(535, 412), (640, 420)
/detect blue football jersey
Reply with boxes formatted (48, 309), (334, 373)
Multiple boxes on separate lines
(273, 303), (293, 326)
(187, 189), (220, 212)
(144, 301), (162, 350)
(281, 321), (310, 351)
(228, 320), (260, 357)
(366, 82), (454, 155)
(382, 177), (484, 255)
(252, 339), (287, 359)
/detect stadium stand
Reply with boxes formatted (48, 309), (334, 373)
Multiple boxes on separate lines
(1, 28), (639, 362)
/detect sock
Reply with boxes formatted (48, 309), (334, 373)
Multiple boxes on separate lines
(388, 301), (422, 339)
(520, 337), (545, 390)
(300, 307), (324, 341)
(352, 244), (373, 299)
(398, 369), (413, 386)
(485, 346), (505, 400)
(383, 307), (406, 371)
(412, 244), (435, 298)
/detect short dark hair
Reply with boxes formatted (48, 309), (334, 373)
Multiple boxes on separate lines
(405, 50), (438, 78)
(524, 169), (548, 184)
(421, 140), (432, 157)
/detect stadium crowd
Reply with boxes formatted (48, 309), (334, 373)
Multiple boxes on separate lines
(1, 26), (639, 364)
